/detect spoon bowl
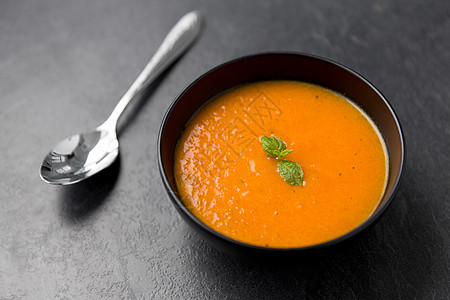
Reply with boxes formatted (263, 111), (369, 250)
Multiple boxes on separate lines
(40, 127), (118, 185)
(40, 11), (201, 185)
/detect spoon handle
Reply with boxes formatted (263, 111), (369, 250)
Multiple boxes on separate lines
(103, 11), (202, 128)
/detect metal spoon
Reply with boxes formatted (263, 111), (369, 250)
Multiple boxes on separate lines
(40, 11), (202, 185)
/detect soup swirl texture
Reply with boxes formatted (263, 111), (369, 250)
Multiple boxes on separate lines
(174, 80), (388, 248)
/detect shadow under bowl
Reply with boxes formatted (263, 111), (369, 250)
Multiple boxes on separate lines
(158, 52), (405, 258)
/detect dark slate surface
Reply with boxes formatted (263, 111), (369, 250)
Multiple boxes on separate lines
(0, 0), (449, 299)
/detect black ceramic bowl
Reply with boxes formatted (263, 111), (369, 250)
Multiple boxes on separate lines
(158, 52), (405, 257)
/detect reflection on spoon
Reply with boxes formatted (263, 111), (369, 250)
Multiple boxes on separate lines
(40, 11), (202, 185)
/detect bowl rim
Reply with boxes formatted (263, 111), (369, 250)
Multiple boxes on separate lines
(157, 51), (406, 252)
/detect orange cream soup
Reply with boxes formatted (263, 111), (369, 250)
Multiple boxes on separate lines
(174, 80), (388, 248)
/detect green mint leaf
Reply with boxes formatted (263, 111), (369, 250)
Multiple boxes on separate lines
(260, 136), (292, 159)
(278, 148), (293, 158)
(277, 160), (304, 186)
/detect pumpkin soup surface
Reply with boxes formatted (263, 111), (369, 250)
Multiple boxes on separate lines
(174, 81), (388, 248)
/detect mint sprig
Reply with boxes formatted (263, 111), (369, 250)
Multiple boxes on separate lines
(260, 136), (293, 159)
(277, 160), (304, 186)
(260, 135), (304, 186)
